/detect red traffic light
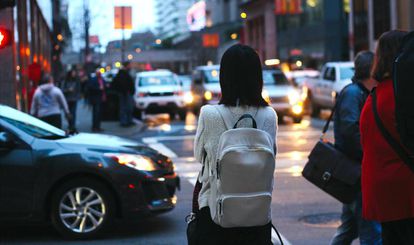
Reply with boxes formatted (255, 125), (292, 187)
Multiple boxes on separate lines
(0, 28), (12, 49)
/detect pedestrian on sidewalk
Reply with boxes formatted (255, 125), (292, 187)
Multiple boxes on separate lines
(360, 30), (414, 245)
(86, 70), (106, 132)
(62, 68), (81, 132)
(193, 44), (278, 244)
(329, 51), (382, 245)
(30, 73), (70, 129)
(112, 61), (135, 127)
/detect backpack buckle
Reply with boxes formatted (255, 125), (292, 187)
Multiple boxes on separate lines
(322, 171), (331, 182)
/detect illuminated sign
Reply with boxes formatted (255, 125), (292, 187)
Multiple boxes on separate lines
(187, 1), (206, 31)
(0, 28), (12, 49)
(114, 6), (132, 30)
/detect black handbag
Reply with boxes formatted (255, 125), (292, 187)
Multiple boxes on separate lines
(186, 163), (204, 245)
(302, 98), (361, 204)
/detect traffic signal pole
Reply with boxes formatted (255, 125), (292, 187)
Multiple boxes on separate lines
(0, 6), (17, 108)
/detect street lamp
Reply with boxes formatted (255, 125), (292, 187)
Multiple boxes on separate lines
(155, 39), (162, 45)
(135, 48), (141, 53)
(127, 54), (133, 60)
(240, 12), (247, 19)
(230, 33), (238, 40)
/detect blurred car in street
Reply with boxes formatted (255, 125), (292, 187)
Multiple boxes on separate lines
(191, 65), (221, 114)
(178, 75), (195, 112)
(262, 69), (305, 123)
(134, 70), (189, 121)
(303, 62), (354, 117)
(0, 105), (179, 239)
(284, 69), (320, 87)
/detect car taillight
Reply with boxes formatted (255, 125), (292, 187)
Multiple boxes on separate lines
(138, 92), (147, 97)
(174, 91), (184, 96)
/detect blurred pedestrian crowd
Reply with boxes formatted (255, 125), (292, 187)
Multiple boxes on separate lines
(29, 62), (136, 133)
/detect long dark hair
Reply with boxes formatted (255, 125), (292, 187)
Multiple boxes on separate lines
(371, 30), (407, 82)
(219, 44), (268, 107)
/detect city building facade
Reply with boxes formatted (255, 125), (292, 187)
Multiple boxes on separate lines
(350, 0), (414, 58)
(0, 0), (53, 110)
(154, 0), (193, 40)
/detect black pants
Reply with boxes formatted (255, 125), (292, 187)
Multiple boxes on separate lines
(381, 218), (414, 245)
(67, 101), (77, 130)
(195, 207), (272, 245)
(91, 102), (102, 130)
(40, 114), (62, 129)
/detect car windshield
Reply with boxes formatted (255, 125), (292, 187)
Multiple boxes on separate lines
(263, 71), (290, 85)
(340, 67), (355, 80)
(0, 105), (67, 139)
(139, 75), (178, 86)
(203, 69), (220, 83)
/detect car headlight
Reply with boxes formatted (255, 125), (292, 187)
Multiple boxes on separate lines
(288, 90), (301, 105)
(204, 91), (213, 101)
(184, 91), (194, 104)
(105, 153), (157, 171)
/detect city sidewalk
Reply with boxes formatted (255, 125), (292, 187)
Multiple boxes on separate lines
(64, 100), (145, 138)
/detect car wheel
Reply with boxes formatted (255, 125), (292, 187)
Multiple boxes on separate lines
(51, 178), (114, 239)
(293, 116), (303, 124)
(178, 110), (187, 121)
(133, 109), (142, 120)
(309, 95), (321, 118)
(278, 115), (285, 124)
(169, 112), (176, 121)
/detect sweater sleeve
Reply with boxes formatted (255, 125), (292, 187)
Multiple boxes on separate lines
(56, 88), (70, 114)
(30, 91), (39, 116)
(194, 106), (207, 164)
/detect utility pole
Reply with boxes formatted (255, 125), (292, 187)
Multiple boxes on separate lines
(83, 0), (90, 63)
(121, 6), (125, 62)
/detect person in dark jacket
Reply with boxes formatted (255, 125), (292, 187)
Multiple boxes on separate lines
(112, 62), (135, 126)
(62, 69), (81, 131)
(330, 51), (382, 245)
(87, 71), (106, 132)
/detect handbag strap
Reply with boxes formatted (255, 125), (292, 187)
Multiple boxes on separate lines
(271, 222), (284, 245)
(371, 89), (414, 172)
(321, 84), (353, 140)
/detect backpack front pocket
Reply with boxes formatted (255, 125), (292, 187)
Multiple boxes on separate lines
(217, 192), (271, 228)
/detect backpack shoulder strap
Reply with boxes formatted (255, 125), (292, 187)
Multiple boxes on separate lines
(371, 89), (414, 172)
(214, 105), (233, 130)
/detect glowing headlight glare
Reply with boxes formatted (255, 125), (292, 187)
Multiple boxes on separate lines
(292, 103), (303, 115)
(301, 86), (308, 101)
(261, 90), (271, 103)
(105, 153), (156, 171)
(183, 91), (194, 104)
(288, 90), (301, 105)
(204, 91), (213, 101)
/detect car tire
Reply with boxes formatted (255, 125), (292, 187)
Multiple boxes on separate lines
(178, 110), (187, 121)
(309, 95), (321, 118)
(133, 109), (143, 120)
(293, 116), (303, 124)
(50, 178), (115, 239)
(192, 106), (201, 116)
(169, 112), (176, 121)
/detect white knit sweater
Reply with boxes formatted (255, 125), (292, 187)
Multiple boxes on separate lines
(194, 104), (278, 209)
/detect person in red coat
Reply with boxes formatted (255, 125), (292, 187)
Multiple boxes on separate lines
(360, 30), (414, 245)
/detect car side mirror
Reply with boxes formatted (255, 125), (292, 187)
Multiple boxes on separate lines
(0, 132), (15, 149)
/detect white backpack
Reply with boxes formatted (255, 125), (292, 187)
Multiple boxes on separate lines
(208, 106), (275, 228)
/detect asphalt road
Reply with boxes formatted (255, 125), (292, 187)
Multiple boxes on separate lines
(0, 111), (358, 245)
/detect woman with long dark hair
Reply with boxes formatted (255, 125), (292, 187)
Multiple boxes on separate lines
(360, 30), (414, 244)
(193, 44), (278, 244)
